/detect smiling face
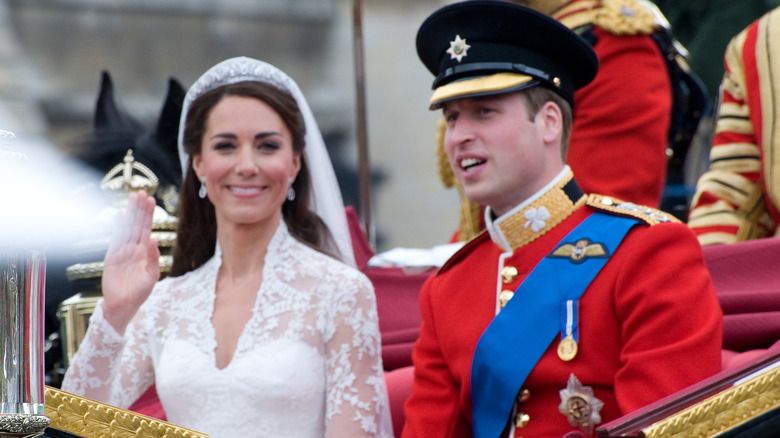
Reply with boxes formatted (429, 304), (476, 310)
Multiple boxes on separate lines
(442, 90), (564, 216)
(192, 95), (301, 230)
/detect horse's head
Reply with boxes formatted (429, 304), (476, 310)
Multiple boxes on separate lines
(74, 71), (184, 214)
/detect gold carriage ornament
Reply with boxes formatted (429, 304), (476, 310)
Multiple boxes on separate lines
(57, 149), (177, 367)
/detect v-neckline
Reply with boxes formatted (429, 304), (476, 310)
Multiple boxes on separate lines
(207, 257), (264, 371)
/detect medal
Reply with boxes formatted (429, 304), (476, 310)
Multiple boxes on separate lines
(558, 300), (579, 361)
(557, 334), (578, 361)
(558, 374), (603, 435)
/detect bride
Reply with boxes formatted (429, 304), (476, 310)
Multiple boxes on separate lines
(62, 56), (393, 438)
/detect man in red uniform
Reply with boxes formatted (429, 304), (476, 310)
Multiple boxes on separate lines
(443, 0), (679, 242)
(403, 2), (722, 437)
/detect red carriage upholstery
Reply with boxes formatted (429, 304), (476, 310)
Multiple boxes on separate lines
(704, 237), (780, 370)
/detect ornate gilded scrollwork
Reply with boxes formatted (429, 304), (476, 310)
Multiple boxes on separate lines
(643, 363), (780, 437)
(45, 387), (209, 438)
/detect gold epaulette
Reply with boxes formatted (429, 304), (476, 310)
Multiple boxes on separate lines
(586, 194), (680, 225)
(554, 0), (659, 36)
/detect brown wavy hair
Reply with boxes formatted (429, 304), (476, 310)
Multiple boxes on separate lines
(170, 81), (340, 277)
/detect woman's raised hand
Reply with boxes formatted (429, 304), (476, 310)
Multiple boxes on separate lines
(101, 191), (161, 335)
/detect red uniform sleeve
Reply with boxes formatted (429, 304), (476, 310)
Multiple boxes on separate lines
(567, 28), (672, 208)
(610, 222), (723, 412)
(401, 276), (472, 438)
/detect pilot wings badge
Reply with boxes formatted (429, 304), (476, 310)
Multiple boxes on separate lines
(549, 238), (608, 264)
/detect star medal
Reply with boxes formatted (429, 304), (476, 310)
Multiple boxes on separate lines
(557, 300), (579, 361)
(558, 374), (603, 435)
(446, 35), (470, 62)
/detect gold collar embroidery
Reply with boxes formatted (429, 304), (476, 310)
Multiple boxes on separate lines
(489, 172), (586, 251)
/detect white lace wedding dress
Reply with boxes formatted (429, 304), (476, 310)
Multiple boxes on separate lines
(62, 221), (394, 438)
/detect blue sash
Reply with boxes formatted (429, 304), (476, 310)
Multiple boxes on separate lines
(471, 212), (638, 438)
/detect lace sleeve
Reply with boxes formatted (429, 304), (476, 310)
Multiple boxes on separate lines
(60, 298), (156, 408)
(324, 272), (394, 438)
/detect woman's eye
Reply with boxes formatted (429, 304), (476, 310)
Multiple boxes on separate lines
(258, 141), (280, 151)
(214, 141), (235, 150)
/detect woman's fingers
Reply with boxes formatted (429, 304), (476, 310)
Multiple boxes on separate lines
(107, 194), (132, 253)
(107, 191), (156, 252)
(128, 193), (143, 244)
(142, 194), (156, 241)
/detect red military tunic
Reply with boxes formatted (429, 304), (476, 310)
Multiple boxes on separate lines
(402, 171), (722, 438)
(556, 0), (673, 208)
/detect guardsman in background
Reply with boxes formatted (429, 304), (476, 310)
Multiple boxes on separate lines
(443, 0), (704, 242)
(403, 2), (722, 437)
(688, 6), (780, 245)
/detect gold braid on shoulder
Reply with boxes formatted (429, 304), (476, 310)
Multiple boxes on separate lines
(593, 0), (657, 35)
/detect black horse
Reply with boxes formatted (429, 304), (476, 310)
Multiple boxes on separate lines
(45, 72), (185, 386)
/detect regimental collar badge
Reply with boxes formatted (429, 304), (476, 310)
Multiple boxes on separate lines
(559, 374), (603, 435)
(524, 206), (551, 232)
(447, 34), (470, 62)
(550, 238), (608, 264)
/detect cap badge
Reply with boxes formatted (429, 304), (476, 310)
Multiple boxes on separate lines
(558, 374), (603, 435)
(446, 34), (470, 62)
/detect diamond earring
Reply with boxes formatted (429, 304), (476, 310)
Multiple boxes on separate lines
(199, 177), (207, 199)
(287, 177), (296, 201)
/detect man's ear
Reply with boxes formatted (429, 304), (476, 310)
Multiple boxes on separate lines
(539, 101), (563, 144)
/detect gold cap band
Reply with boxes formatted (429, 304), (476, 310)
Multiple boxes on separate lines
(429, 72), (534, 109)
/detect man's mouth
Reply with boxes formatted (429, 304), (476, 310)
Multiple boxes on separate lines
(460, 157), (485, 171)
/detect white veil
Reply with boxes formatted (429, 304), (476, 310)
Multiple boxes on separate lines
(177, 56), (356, 267)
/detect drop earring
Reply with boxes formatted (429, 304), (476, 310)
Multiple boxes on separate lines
(199, 177), (207, 199)
(287, 177), (296, 201)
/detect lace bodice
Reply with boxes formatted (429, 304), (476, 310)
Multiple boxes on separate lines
(62, 222), (393, 438)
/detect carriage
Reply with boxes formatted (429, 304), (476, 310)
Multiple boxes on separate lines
(4, 70), (780, 437)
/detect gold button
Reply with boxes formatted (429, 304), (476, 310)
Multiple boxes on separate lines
(517, 389), (531, 403)
(499, 290), (514, 308)
(501, 266), (518, 283)
(515, 412), (530, 428)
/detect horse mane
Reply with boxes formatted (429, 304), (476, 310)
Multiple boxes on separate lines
(72, 71), (185, 213)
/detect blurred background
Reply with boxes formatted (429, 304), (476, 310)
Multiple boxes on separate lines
(0, 0), (458, 253)
(1, 0), (779, 253)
